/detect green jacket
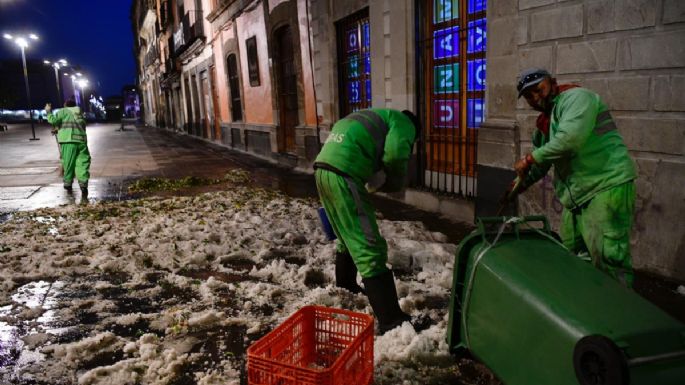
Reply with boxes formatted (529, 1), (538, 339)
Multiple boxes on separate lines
(525, 87), (636, 209)
(315, 109), (416, 191)
(47, 106), (87, 144)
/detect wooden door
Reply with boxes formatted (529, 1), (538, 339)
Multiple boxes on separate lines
(274, 25), (298, 154)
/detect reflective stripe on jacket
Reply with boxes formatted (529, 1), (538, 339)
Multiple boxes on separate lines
(526, 87), (636, 209)
(47, 106), (87, 144)
(314, 108), (415, 190)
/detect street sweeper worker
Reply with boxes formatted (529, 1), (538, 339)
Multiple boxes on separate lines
(509, 68), (637, 287)
(313, 108), (420, 334)
(46, 98), (91, 197)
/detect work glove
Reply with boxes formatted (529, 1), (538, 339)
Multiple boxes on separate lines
(365, 171), (386, 193)
(44, 103), (52, 114)
(514, 153), (536, 178)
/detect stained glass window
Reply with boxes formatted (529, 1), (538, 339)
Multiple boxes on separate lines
(417, 0), (487, 195)
(338, 10), (371, 116)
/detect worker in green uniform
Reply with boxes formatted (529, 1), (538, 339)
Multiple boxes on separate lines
(511, 68), (637, 287)
(314, 108), (420, 334)
(46, 98), (91, 197)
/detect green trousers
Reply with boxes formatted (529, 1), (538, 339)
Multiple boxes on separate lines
(560, 182), (636, 287)
(315, 169), (388, 278)
(60, 142), (91, 186)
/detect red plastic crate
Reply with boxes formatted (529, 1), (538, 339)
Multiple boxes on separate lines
(247, 305), (374, 385)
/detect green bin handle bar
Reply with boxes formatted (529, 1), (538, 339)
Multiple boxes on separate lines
(476, 215), (551, 243)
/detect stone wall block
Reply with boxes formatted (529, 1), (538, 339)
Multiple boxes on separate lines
(631, 158), (685, 280)
(490, 18), (518, 56)
(654, 76), (685, 112)
(616, 117), (685, 155)
(488, 83), (518, 117)
(615, 0), (656, 31)
(619, 31), (685, 70)
(587, 0), (615, 35)
(517, 15), (529, 45)
(557, 39), (617, 74)
(663, 0), (685, 24)
(519, 45), (554, 72)
(491, 0), (518, 18)
(477, 141), (517, 169)
(516, 112), (539, 141)
(581, 77), (649, 110)
(531, 5), (583, 42)
(519, 0), (556, 11)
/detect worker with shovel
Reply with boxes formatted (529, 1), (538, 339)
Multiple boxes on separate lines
(508, 68), (637, 287)
(46, 98), (91, 198)
(314, 108), (420, 334)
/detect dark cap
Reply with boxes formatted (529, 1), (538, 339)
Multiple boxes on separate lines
(517, 68), (551, 98)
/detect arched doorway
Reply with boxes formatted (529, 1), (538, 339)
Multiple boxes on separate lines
(273, 24), (298, 154)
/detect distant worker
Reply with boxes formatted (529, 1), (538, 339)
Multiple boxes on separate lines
(46, 98), (91, 198)
(510, 68), (637, 287)
(314, 108), (420, 334)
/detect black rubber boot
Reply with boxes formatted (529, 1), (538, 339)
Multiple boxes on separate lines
(335, 251), (364, 294)
(362, 270), (411, 334)
(63, 184), (73, 193)
(79, 182), (88, 198)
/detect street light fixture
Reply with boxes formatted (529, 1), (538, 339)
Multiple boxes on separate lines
(76, 78), (90, 112)
(3, 32), (40, 141)
(44, 58), (68, 106)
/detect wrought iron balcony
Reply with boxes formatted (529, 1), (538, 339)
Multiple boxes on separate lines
(171, 10), (205, 58)
(144, 43), (159, 67)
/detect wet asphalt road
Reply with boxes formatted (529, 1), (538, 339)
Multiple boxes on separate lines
(0, 122), (316, 211)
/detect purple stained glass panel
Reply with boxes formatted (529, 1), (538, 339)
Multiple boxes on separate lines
(433, 99), (460, 128)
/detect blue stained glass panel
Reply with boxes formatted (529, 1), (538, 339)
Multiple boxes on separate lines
(362, 23), (370, 48)
(433, 26), (459, 59)
(349, 81), (361, 103)
(346, 28), (359, 53)
(365, 79), (371, 102)
(468, 0), (486, 13)
(467, 18), (486, 53)
(364, 54), (371, 75)
(467, 59), (486, 91)
(467, 98), (484, 127)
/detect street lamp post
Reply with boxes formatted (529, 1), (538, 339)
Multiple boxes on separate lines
(3, 32), (40, 141)
(44, 59), (68, 106)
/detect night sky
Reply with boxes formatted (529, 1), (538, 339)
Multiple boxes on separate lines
(0, 0), (135, 98)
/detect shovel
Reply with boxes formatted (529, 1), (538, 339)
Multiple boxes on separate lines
(53, 131), (64, 177)
(496, 177), (524, 216)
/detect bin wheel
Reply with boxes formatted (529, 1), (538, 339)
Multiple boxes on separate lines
(573, 335), (629, 385)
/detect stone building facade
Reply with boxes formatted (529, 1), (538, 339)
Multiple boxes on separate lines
(131, 0), (685, 280)
(483, 0), (685, 280)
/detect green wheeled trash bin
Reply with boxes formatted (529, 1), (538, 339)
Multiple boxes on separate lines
(447, 216), (685, 385)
